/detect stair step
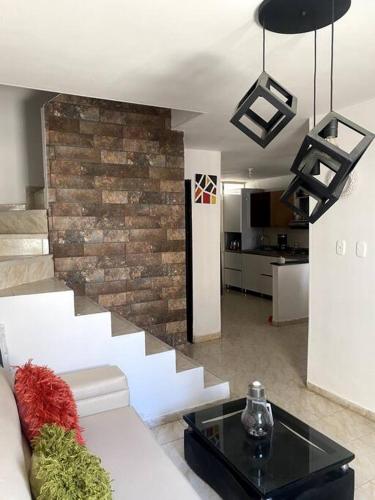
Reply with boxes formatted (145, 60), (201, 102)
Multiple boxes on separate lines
(111, 311), (143, 336)
(176, 351), (201, 373)
(32, 189), (45, 210)
(204, 369), (225, 388)
(74, 295), (108, 316)
(174, 351), (225, 389)
(0, 210), (48, 234)
(145, 332), (172, 356)
(0, 255), (54, 291)
(0, 234), (49, 256)
(0, 276), (68, 297)
(74, 298), (143, 338)
(0, 204), (27, 211)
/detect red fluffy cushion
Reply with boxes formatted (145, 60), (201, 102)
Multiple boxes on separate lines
(14, 362), (84, 445)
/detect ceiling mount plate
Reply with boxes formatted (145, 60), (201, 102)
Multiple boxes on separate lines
(258, 0), (351, 34)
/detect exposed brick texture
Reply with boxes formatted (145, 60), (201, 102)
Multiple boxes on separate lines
(44, 95), (186, 346)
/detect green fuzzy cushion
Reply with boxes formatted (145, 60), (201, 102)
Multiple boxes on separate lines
(30, 424), (112, 500)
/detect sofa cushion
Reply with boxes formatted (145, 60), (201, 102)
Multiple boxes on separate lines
(75, 390), (129, 418)
(82, 406), (199, 500)
(30, 423), (112, 500)
(61, 365), (128, 401)
(0, 368), (32, 499)
(60, 365), (129, 417)
(14, 362), (84, 445)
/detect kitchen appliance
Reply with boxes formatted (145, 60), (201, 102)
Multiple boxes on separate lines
(278, 233), (288, 251)
(229, 239), (240, 251)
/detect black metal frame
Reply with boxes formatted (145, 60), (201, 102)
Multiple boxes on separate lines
(230, 71), (297, 148)
(282, 111), (374, 223)
(258, 0), (351, 34)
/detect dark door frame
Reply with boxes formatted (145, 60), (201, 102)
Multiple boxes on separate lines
(185, 179), (193, 343)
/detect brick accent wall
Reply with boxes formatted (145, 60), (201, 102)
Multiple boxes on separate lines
(44, 94), (186, 346)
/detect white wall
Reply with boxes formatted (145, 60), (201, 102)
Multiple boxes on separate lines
(0, 85), (53, 204)
(308, 97), (375, 413)
(245, 174), (293, 191)
(185, 149), (221, 341)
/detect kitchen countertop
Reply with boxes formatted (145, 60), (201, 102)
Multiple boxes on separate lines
(225, 247), (309, 261)
(271, 259), (309, 266)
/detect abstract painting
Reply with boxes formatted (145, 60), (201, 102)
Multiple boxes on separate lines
(194, 174), (217, 204)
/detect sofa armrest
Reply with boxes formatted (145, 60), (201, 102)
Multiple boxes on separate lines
(60, 365), (130, 417)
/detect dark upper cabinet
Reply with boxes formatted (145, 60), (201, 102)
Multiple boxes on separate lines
(251, 192), (271, 227)
(251, 191), (294, 228)
(270, 191), (294, 227)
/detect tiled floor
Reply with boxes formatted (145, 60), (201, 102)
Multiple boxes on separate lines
(152, 290), (375, 499)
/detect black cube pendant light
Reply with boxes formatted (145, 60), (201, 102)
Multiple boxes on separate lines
(230, 25), (297, 148)
(280, 0), (374, 223)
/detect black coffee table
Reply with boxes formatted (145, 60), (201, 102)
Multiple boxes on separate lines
(183, 398), (355, 500)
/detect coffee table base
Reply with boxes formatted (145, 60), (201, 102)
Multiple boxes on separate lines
(184, 428), (354, 500)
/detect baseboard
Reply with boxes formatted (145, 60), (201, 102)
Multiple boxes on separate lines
(307, 381), (375, 422)
(146, 395), (230, 428)
(193, 332), (221, 343)
(272, 317), (308, 327)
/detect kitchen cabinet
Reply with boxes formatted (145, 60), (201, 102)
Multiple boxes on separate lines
(224, 269), (242, 289)
(223, 194), (242, 233)
(242, 254), (274, 296)
(223, 189), (261, 250)
(224, 251), (242, 270)
(224, 251), (242, 289)
(270, 191), (294, 227)
(250, 191), (293, 228)
(250, 192), (271, 227)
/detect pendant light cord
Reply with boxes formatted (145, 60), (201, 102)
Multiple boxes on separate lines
(330, 0), (335, 111)
(262, 24), (266, 72)
(314, 30), (317, 127)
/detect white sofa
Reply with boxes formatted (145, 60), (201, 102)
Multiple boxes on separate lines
(0, 366), (199, 499)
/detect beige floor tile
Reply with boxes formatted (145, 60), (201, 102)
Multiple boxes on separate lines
(162, 438), (221, 499)
(151, 420), (185, 445)
(355, 480), (375, 500)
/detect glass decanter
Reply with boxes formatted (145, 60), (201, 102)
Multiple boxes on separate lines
(241, 381), (274, 438)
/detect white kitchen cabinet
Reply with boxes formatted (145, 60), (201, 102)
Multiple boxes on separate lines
(224, 251), (242, 270)
(242, 254), (275, 296)
(223, 194), (241, 233)
(242, 254), (260, 293)
(224, 251), (242, 289)
(258, 274), (273, 296)
(224, 269), (242, 289)
(223, 190), (261, 251)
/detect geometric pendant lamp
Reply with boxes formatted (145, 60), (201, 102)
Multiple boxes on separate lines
(230, 24), (297, 148)
(281, 112), (374, 223)
(279, 0), (374, 223)
(230, 72), (297, 148)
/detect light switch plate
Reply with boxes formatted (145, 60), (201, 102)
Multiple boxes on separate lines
(356, 241), (367, 258)
(336, 240), (346, 256)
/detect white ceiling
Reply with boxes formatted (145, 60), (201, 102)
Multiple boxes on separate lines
(1, 0), (374, 180)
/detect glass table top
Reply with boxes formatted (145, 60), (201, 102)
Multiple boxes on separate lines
(184, 398), (354, 496)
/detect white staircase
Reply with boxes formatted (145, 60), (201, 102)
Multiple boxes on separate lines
(0, 209), (52, 290)
(0, 278), (229, 421)
(0, 207), (229, 421)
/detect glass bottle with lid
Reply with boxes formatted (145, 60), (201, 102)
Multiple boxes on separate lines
(241, 381), (274, 438)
